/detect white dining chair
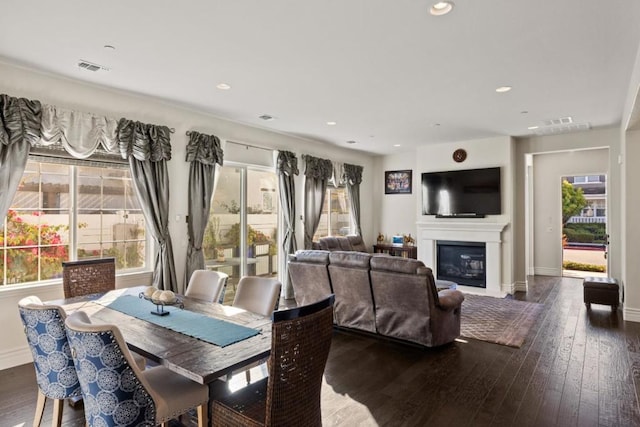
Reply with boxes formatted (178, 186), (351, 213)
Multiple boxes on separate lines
(185, 270), (228, 303)
(232, 276), (282, 383)
(232, 276), (282, 317)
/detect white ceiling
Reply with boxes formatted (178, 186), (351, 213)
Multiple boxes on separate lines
(1, 0), (640, 155)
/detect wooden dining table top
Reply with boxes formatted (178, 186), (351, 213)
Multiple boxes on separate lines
(51, 286), (272, 385)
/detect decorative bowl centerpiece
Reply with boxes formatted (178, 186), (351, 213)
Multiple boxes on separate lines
(139, 287), (184, 316)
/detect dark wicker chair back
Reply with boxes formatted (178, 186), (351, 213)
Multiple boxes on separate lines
(62, 258), (115, 298)
(212, 295), (335, 426)
(266, 294), (335, 426)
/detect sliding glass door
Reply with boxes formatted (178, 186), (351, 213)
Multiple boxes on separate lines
(203, 164), (278, 302)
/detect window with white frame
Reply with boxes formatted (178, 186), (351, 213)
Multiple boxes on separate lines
(1, 157), (147, 286)
(313, 186), (352, 240)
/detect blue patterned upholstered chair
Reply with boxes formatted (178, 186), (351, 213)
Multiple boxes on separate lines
(64, 310), (209, 427)
(18, 296), (81, 427)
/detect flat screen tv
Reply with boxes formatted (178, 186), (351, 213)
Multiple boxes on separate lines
(421, 167), (501, 217)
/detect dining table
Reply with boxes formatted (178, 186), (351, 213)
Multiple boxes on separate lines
(50, 285), (272, 425)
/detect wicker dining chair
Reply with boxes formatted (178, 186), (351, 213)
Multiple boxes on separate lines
(62, 258), (115, 298)
(212, 294), (335, 427)
(65, 311), (209, 427)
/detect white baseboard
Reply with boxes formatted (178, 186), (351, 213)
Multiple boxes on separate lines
(534, 267), (561, 276)
(514, 281), (528, 292)
(0, 345), (32, 371)
(623, 307), (640, 323)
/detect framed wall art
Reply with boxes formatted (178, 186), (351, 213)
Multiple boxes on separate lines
(384, 170), (412, 194)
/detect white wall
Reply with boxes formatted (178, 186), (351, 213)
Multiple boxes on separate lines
(376, 136), (516, 291)
(0, 60), (375, 369)
(531, 148), (609, 276)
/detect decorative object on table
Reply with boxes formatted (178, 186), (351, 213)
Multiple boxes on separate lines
(377, 233), (385, 244)
(391, 235), (405, 247)
(404, 233), (415, 246)
(139, 286), (184, 316)
(384, 170), (412, 194)
(453, 148), (467, 163)
(216, 247), (226, 262)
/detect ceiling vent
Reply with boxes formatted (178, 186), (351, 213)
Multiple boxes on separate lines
(534, 122), (591, 135)
(543, 116), (573, 126)
(77, 60), (110, 72)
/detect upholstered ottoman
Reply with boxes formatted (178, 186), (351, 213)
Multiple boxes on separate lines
(583, 277), (619, 311)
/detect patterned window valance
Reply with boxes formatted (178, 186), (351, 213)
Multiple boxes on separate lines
(117, 119), (172, 161)
(0, 94), (42, 146)
(185, 130), (223, 165)
(39, 105), (119, 159)
(277, 150), (299, 176)
(303, 155), (333, 180)
(344, 163), (363, 185)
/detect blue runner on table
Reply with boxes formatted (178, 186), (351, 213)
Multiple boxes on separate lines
(104, 295), (260, 347)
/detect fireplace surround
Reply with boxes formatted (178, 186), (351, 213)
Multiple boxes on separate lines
(417, 221), (508, 296)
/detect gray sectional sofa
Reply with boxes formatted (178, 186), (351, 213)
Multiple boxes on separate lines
(288, 249), (465, 347)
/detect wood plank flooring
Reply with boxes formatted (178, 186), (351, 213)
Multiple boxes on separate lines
(2, 275), (639, 426)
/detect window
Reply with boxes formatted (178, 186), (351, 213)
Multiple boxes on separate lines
(313, 186), (352, 240)
(1, 158), (147, 286)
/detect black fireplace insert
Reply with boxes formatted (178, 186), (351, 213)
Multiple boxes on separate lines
(436, 240), (486, 288)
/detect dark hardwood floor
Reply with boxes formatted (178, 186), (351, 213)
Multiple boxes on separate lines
(2, 275), (639, 426)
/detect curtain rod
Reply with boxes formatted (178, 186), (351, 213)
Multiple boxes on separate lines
(226, 140), (273, 152)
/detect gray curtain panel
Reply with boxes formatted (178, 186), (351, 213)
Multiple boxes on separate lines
(303, 155), (333, 249)
(184, 131), (223, 290)
(276, 150), (299, 299)
(344, 163), (364, 236)
(0, 94), (42, 222)
(117, 119), (178, 292)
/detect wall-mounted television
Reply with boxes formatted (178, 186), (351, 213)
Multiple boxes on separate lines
(421, 167), (501, 217)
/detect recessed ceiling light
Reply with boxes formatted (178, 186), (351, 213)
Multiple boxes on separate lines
(430, 1), (454, 16)
(346, 140), (357, 144)
(216, 83), (231, 90)
(521, 111), (528, 114)
(528, 126), (539, 130)
(258, 114), (274, 121)
(432, 123), (441, 127)
(103, 45), (116, 51)
(326, 121), (337, 126)
(495, 86), (512, 93)
(393, 144), (401, 147)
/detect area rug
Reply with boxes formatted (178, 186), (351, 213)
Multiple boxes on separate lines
(460, 294), (544, 348)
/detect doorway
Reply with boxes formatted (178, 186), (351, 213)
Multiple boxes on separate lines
(561, 174), (608, 278)
(204, 163), (279, 303)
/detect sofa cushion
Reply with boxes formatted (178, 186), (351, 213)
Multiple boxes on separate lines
(370, 256), (428, 275)
(328, 251), (375, 333)
(346, 235), (368, 252)
(329, 251), (371, 268)
(290, 250), (330, 264)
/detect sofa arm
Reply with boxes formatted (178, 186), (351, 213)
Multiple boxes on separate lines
(436, 289), (465, 310)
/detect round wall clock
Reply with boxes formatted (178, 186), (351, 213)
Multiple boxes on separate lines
(453, 148), (467, 163)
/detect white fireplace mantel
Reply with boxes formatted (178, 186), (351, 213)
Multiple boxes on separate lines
(416, 221), (509, 297)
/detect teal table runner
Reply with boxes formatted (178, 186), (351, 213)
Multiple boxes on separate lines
(105, 295), (260, 347)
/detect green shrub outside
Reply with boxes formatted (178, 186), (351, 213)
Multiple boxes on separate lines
(563, 223), (606, 243)
(563, 260), (606, 272)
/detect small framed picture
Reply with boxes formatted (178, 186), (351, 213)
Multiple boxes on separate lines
(385, 170), (412, 194)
